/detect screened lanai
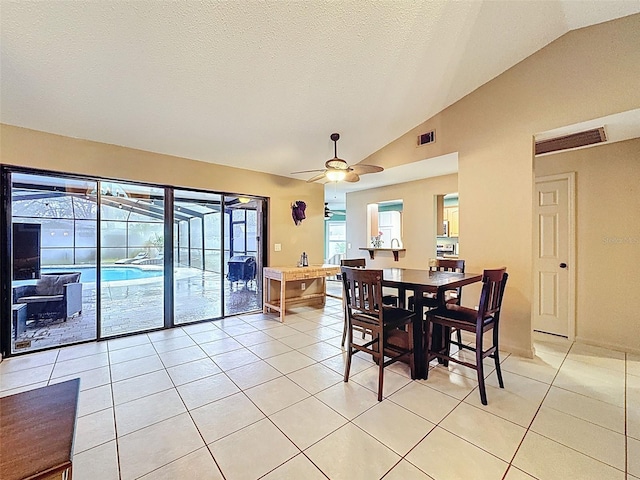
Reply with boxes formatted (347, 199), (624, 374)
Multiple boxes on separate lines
(5, 171), (265, 355)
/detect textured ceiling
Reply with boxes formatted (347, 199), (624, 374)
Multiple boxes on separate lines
(1, 1), (639, 180)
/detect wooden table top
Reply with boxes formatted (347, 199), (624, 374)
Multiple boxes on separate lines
(381, 268), (482, 291)
(0, 379), (80, 480)
(263, 264), (341, 274)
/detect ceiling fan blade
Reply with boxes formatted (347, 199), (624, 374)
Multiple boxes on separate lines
(350, 164), (384, 175)
(290, 169), (325, 174)
(344, 171), (360, 182)
(307, 172), (328, 183)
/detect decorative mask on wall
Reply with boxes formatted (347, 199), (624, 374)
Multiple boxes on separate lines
(291, 200), (307, 225)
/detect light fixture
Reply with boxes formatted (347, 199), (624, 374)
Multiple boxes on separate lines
(325, 169), (346, 182)
(238, 197), (250, 204)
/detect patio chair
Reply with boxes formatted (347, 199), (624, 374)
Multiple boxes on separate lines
(115, 252), (148, 264)
(13, 272), (83, 323)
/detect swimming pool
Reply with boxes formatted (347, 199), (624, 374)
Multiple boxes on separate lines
(42, 266), (163, 282)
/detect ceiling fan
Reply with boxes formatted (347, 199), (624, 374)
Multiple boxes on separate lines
(324, 203), (338, 219)
(291, 133), (384, 183)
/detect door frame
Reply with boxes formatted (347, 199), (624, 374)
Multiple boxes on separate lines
(1, 165), (269, 357)
(533, 172), (576, 341)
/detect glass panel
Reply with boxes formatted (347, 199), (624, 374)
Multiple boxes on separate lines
(10, 172), (98, 354)
(173, 190), (222, 324)
(224, 196), (263, 316)
(100, 181), (164, 337)
(326, 221), (347, 260)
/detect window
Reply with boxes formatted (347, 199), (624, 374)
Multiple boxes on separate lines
(326, 221), (346, 261)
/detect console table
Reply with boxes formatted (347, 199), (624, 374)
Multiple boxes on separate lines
(0, 379), (80, 480)
(263, 264), (340, 322)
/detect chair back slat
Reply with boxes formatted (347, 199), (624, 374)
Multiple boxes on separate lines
(341, 266), (383, 321)
(477, 268), (508, 320)
(432, 259), (465, 273)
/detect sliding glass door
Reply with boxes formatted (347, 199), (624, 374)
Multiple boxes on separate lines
(100, 182), (165, 337)
(2, 167), (267, 356)
(9, 173), (98, 354)
(224, 196), (264, 316)
(173, 190), (222, 324)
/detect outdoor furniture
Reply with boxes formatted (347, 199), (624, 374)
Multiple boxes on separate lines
(342, 266), (415, 401)
(115, 251), (148, 264)
(13, 272), (83, 323)
(12, 303), (27, 340)
(227, 255), (257, 289)
(425, 268), (508, 405)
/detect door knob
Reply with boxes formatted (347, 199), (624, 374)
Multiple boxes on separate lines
(559, 263), (567, 269)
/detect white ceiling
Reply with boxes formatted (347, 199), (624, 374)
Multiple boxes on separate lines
(2, 1), (639, 194)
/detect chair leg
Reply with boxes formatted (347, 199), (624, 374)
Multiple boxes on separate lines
(476, 330), (487, 405)
(408, 323), (415, 380)
(424, 318), (432, 379)
(442, 327), (451, 367)
(494, 350), (504, 389)
(341, 308), (348, 348)
(344, 326), (353, 383)
(377, 334), (384, 401)
(493, 325), (504, 389)
(456, 328), (462, 346)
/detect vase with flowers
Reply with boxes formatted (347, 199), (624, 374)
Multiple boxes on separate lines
(371, 231), (384, 248)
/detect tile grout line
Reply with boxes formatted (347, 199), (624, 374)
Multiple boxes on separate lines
(7, 314), (632, 480)
(504, 341), (629, 477)
(500, 341), (572, 480)
(106, 338), (123, 480)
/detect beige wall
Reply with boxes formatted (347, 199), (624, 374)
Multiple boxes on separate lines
(535, 138), (640, 354)
(346, 173), (458, 269)
(0, 124), (325, 267)
(353, 14), (640, 356)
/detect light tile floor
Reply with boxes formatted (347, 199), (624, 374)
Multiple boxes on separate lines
(1, 297), (638, 480)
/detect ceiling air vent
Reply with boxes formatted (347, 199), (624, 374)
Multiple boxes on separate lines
(417, 130), (435, 146)
(535, 127), (606, 155)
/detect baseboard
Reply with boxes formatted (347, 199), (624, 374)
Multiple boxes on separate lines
(574, 336), (640, 356)
(501, 342), (535, 359)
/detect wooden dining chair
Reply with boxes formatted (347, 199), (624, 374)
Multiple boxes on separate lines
(408, 259), (466, 345)
(341, 266), (415, 401)
(424, 268), (508, 405)
(340, 258), (367, 347)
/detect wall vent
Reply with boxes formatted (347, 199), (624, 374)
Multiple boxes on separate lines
(535, 127), (606, 155)
(417, 130), (435, 146)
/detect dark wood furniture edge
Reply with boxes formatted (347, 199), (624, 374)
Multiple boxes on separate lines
(0, 378), (80, 480)
(358, 248), (406, 261)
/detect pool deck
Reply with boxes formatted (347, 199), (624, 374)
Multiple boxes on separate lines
(11, 267), (263, 354)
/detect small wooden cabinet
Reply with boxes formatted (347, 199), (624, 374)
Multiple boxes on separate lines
(444, 206), (459, 237)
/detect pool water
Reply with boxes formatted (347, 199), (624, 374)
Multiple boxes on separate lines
(42, 266), (163, 282)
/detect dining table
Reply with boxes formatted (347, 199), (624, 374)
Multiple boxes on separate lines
(381, 268), (483, 379)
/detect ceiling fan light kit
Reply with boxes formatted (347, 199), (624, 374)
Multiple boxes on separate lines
(326, 169), (346, 182)
(290, 133), (384, 183)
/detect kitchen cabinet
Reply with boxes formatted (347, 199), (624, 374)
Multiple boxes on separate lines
(444, 206), (459, 237)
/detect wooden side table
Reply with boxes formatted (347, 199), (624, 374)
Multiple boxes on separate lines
(263, 264), (340, 322)
(0, 379), (80, 480)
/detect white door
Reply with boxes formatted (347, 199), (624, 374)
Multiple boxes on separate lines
(533, 173), (575, 338)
